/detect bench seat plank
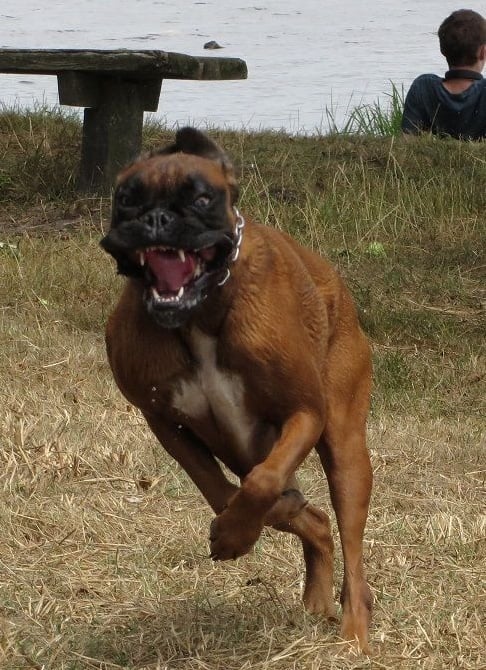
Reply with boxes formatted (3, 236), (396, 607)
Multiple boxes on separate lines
(0, 48), (247, 80)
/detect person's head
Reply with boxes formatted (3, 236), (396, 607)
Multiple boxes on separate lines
(438, 9), (486, 67)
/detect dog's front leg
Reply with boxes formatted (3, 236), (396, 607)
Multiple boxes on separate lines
(142, 412), (238, 514)
(210, 410), (323, 560)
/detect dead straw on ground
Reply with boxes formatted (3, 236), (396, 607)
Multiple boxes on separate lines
(0, 115), (485, 669)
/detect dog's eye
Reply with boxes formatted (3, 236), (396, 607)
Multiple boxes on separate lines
(193, 194), (211, 208)
(118, 194), (136, 209)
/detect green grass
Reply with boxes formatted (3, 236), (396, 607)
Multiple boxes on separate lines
(326, 83), (405, 136)
(1, 108), (484, 416)
(0, 103), (81, 203)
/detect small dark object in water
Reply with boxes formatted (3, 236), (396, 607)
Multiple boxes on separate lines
(204, 40), (223, 49)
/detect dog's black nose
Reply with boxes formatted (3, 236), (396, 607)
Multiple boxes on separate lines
(143, 208), (174, 231)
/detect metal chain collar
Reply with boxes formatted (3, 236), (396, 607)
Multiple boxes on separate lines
(218, 207), (245, 286)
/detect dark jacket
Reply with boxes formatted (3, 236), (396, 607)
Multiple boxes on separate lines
(401, 73), (486, 139)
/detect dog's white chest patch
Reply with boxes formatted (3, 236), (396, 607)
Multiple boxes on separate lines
(172, 329), (255, 451)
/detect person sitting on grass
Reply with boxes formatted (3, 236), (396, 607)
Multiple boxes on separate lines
(402, 9), (486, 139)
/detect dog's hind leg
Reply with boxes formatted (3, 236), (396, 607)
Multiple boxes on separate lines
(317, 431), (372, 653)
(316, 333), (373, 653)
(272, 501), (337, 619)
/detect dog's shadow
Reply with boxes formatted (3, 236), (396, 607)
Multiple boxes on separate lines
(78, 589), (339, 667)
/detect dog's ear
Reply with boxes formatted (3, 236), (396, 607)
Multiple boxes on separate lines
(156, 127), (239, 204)
(157, 127), (222, 160)
(174, 127), (225, 160)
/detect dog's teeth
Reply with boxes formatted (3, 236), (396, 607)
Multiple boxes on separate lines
(178, 249), (185, 263)
(151, 286), (160, 299)
(194, 263), (202, 278)
(139, 251), (145, 267)
(177, 286), (184, 299)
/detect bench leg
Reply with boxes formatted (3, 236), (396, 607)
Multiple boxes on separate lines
(79, 78), (145, 192)
(58, 72), (162, 192)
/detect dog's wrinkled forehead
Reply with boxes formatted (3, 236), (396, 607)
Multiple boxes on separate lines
(116, 127), (238, 203)
(117, 153), (229, 197)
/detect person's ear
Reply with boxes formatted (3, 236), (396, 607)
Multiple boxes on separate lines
(478, 43), (486, 62)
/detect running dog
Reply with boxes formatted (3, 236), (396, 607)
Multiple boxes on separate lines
(100, 127), (373, 652)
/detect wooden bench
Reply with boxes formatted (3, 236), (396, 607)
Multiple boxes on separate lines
(0, 48), (247, 191)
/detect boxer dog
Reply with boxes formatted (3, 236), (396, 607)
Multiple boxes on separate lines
(100, 128), (373, 653)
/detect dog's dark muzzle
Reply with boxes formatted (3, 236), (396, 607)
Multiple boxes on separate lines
(100, 212), (236, 328)
(101, 210), (234, 261)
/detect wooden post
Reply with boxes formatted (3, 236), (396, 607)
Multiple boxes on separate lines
(58, 73), (163, 191)
(79, 79), (144, 191)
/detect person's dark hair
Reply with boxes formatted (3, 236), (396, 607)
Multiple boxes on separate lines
(438, 9), (486, 66)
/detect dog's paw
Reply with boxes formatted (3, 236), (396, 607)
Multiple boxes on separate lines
(209, 509), (264, 561)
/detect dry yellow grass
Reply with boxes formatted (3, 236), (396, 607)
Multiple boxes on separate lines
(1, 224), (484, 670)
(1, 112), (485, 669)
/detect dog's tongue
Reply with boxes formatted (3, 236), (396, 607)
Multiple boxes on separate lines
(145, 249), (197, 293)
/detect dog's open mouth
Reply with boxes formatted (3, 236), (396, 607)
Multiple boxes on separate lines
(101, 211), (239, 327)
(138, 244), (222, 308)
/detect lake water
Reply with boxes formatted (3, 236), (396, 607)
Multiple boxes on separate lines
(0, 0), (469, 133)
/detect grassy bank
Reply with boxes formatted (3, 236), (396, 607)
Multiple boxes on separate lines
(0, 109), (484, 669)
